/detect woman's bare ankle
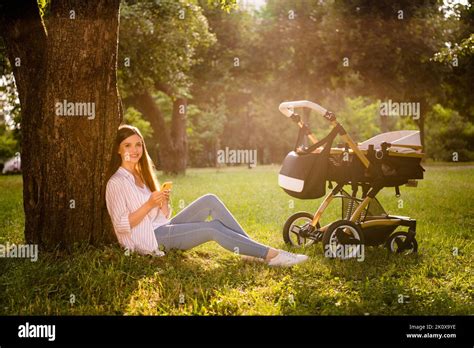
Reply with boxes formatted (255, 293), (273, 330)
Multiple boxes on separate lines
(265, 248), (279, 262)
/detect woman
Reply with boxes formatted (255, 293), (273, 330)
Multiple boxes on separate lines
(105, 125), (309, 267)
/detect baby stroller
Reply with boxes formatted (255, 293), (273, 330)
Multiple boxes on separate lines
(278, 100), (424, 259)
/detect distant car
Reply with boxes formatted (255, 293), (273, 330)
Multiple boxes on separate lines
(2, 154), (21, 174)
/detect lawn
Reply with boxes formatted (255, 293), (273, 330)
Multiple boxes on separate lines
(0, 164), (472, 315)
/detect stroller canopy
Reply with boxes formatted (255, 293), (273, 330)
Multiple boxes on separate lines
(358, 130), (422, 154)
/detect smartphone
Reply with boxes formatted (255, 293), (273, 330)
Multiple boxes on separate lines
(161, 181), (173, 191)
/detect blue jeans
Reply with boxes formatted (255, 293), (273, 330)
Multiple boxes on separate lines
(154, 194), (270, 259)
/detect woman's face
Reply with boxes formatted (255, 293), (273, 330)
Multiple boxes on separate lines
(118, 134), (143, 165)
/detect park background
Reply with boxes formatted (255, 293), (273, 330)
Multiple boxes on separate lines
(0, 0), (472, 315)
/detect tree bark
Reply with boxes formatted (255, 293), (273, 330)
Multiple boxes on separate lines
(1, 0), (121, 250)
(1, 0), (48, 248)
(169, 97), (188, 173)
(418, 99), (427, 151)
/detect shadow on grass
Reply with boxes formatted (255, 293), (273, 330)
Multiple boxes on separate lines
(0, 243), (277, 315)
(0, 241), (469, 315)
(279, 244), (468, 315)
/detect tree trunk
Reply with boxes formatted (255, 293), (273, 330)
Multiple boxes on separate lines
(124, 91), (187, 175)
(418, 99), (426, 151)
(169, 97), (188, 173)
(1, 0), (48, 248)
(1, 0), (121, 250)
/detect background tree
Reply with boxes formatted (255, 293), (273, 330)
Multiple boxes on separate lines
(434, 3), (474, 119)
(1, 0), (473, 193)
(118, 0), (216, 174)
(0, 63), (21, 163)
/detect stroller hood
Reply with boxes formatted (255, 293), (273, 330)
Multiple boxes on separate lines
(358, 130), (422, 154)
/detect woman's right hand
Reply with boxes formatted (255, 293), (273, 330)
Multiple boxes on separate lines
(147, 190), (169, 209)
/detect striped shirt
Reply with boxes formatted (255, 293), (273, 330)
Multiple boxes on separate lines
(105, 167), (170, 255)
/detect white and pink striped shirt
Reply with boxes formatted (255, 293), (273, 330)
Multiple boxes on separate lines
(105, 167), (170, 255)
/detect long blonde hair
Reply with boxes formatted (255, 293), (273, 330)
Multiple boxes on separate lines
(107, 124), (159, 191)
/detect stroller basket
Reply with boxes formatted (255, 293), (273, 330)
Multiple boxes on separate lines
(339, 190), (395, 245)
(340, 191), (387, 222)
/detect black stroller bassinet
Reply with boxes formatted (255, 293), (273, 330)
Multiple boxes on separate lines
(279, 128), (424, 199)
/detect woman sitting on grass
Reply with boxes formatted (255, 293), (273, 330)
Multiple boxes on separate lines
(105, 125), (308, 267)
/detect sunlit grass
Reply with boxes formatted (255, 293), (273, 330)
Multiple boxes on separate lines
(0, 164), (472, 315)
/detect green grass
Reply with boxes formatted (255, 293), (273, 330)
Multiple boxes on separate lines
(0, 164), (473, 315)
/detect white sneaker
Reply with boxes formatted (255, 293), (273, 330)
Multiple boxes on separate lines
(267, 250), (309, 267)
(150, 249), (166, 257)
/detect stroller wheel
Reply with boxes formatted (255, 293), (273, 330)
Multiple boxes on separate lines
(322, 220), (365, 259)
(386, 231), (418, 255)
(283, 212), (320, 247)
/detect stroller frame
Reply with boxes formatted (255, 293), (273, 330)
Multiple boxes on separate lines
(278, 101), (422, 257)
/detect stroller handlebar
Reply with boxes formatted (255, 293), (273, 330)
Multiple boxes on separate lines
(279, 99), (371, 169)
(279, 100), (329, 119)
